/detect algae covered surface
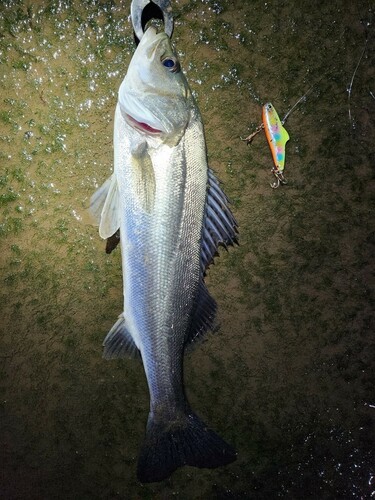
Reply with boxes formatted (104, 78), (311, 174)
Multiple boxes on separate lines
(1, 0), (374, 498)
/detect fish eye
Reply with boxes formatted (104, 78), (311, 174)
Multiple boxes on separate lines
(161, 56), (180, 73)
(162, 58), (174, 68)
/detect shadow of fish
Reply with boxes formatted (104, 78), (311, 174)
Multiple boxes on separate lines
(90, 26), (238, 483)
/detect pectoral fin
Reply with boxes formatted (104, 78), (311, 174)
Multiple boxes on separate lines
(89, 174), (121, 239)
(130, 149), (155, 214)
(89, 175), (113, 226)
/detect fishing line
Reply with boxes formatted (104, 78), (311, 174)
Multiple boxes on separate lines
(346, 25), (372, 130)
(240, 9), (374, 188)
(244, 3), (373, 140)
(346, 2), (374, 131)
(280, 73), (327, 125)
(241, 36), (347, 144)
(346, 39), (368, 127)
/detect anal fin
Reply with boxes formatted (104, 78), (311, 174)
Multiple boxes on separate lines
(103, 314), (141, 360)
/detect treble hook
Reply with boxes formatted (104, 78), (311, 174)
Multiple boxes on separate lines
(131, 0), (174, 45)
(270, 168), (287, 189)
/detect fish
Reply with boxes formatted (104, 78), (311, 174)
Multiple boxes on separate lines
(90, 26), (238, 483)
(262, 102), (289, 187)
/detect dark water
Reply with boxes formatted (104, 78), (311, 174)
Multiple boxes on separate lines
(1, 0), (374, 498)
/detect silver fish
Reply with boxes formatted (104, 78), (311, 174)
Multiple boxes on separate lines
(90, 26), (238, 483)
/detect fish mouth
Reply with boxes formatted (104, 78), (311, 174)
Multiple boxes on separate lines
(125, 113), (163, 135)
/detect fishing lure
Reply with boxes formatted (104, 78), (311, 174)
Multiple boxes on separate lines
(262, 102), (289, 188)
(242, 102), (289, 188)
(242, 78), (325, 187)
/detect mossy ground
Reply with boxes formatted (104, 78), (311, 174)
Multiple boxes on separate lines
(1, 0), (374, 498)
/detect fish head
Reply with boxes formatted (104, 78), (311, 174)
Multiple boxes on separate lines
(119, 26), (191, 143)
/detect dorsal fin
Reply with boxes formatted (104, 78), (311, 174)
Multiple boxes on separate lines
(185, 169), (238, 348)
(200, 168), (238, 272)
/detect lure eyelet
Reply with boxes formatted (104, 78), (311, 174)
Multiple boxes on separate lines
(161, 56), (180, 73)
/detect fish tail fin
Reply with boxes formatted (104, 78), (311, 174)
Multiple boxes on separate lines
(137, 410), (236, 483)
